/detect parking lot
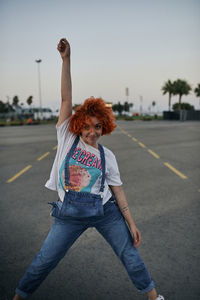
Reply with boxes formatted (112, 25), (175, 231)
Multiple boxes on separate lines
(0, 120), (200, 300)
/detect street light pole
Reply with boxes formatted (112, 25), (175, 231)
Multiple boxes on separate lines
(139, 95), (143, 116)
(35, 59), (42, 119)
(125, 87), (129, 102)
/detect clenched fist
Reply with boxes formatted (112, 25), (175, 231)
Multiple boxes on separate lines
(57, 38), (70, 60)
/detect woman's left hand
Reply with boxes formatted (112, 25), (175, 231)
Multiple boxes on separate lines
(57, 38), (71, 60)
(130, 225), (141, 247)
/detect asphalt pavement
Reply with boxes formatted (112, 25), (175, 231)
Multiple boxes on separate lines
(0, 120), (200, 300)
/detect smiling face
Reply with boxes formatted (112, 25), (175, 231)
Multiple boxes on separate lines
(80, 116), (103, 148)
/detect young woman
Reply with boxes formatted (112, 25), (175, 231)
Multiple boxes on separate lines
(13, 38), (164, 300)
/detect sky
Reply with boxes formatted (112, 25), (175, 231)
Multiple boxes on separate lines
(0, 0), (200, 113)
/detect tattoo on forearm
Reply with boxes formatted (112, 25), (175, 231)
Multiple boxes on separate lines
(121, 206), (129, 213)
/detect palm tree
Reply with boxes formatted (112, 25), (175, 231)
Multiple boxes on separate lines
(194, 83), (200, 107)
(27, 96), (33, 112)
(12, 95), (19, 106)
(112, 102), (123, 115)
(173, 79), (192, 110)
(161, 80), (175, 111)
(124, 101), (133, 113)
(152, 101), (156, 112)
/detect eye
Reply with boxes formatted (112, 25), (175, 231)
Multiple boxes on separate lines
(95, 124), (102, 129)
(84, 124), (90, 130)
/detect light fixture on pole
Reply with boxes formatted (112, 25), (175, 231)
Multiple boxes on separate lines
(35, 59), (42, 119)
(139, 95), (143, 116)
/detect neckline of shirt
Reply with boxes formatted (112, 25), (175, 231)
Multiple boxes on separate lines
(79, 136), (101, 153)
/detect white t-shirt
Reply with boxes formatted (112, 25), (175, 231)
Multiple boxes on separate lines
(45, 117), (122, 205)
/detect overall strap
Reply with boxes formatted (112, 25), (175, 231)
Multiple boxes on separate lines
(64, 136), (106, 195)
(64, 136), (80, 187)
(98, 143), (106, 195)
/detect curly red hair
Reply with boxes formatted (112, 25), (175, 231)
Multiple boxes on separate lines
(69, 97), (116, 135)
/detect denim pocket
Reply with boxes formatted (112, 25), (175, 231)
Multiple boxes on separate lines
(60, 190), (104, 218)
(62, 198), (103, 218)
(48, 201), (62, 217)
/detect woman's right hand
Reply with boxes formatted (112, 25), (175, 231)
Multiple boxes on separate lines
(57, 38), (70, 60)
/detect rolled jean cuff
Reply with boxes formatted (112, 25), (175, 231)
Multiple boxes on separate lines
(138, 280), (155, 294)
(15, 288), (30, 299)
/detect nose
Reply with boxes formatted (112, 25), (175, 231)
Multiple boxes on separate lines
(89, 126), (96, 135)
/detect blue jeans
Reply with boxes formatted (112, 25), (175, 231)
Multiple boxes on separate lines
(16, 198), (155, 298)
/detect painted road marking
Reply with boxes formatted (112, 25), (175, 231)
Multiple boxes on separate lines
(37, 152), (50, 161)
(7, 150), (51, 183)
(119, 128), (188, 181)
(53, 145), (57, 150)
(148, 149), (160, 159)
(7, 165), (32, 183)
(138, 142), (146, 148)
(119, 129), (124, 134)
(164, 162), (187, 179)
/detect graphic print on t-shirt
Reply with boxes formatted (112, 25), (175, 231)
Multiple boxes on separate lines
(59, 147), (102, 192)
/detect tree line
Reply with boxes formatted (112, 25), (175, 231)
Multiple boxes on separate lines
(0, 95), (33, 113)
(1, 79), (200, 114)
(162, 79), (200, 111)
(73, 102), (134, 116)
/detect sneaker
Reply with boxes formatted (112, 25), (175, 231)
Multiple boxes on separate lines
(149, 296), (164, 300)
(156, 296), (164, 300)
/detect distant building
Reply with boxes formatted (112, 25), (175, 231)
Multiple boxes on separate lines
(9, 106), (53, 120)
(27, 108), (53, 120)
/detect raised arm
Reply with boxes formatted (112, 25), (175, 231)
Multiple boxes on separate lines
(57, 38), (72, 127)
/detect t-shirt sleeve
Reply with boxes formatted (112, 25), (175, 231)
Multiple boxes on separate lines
(44, 117), (74, 191)
(56, 117), (72, 144)
(44, 151), (58, 191)
(105, 149), (123, 186)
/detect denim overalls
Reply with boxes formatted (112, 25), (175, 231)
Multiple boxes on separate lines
(15, 136), (155, 299)
(49, 136), (107, 219)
